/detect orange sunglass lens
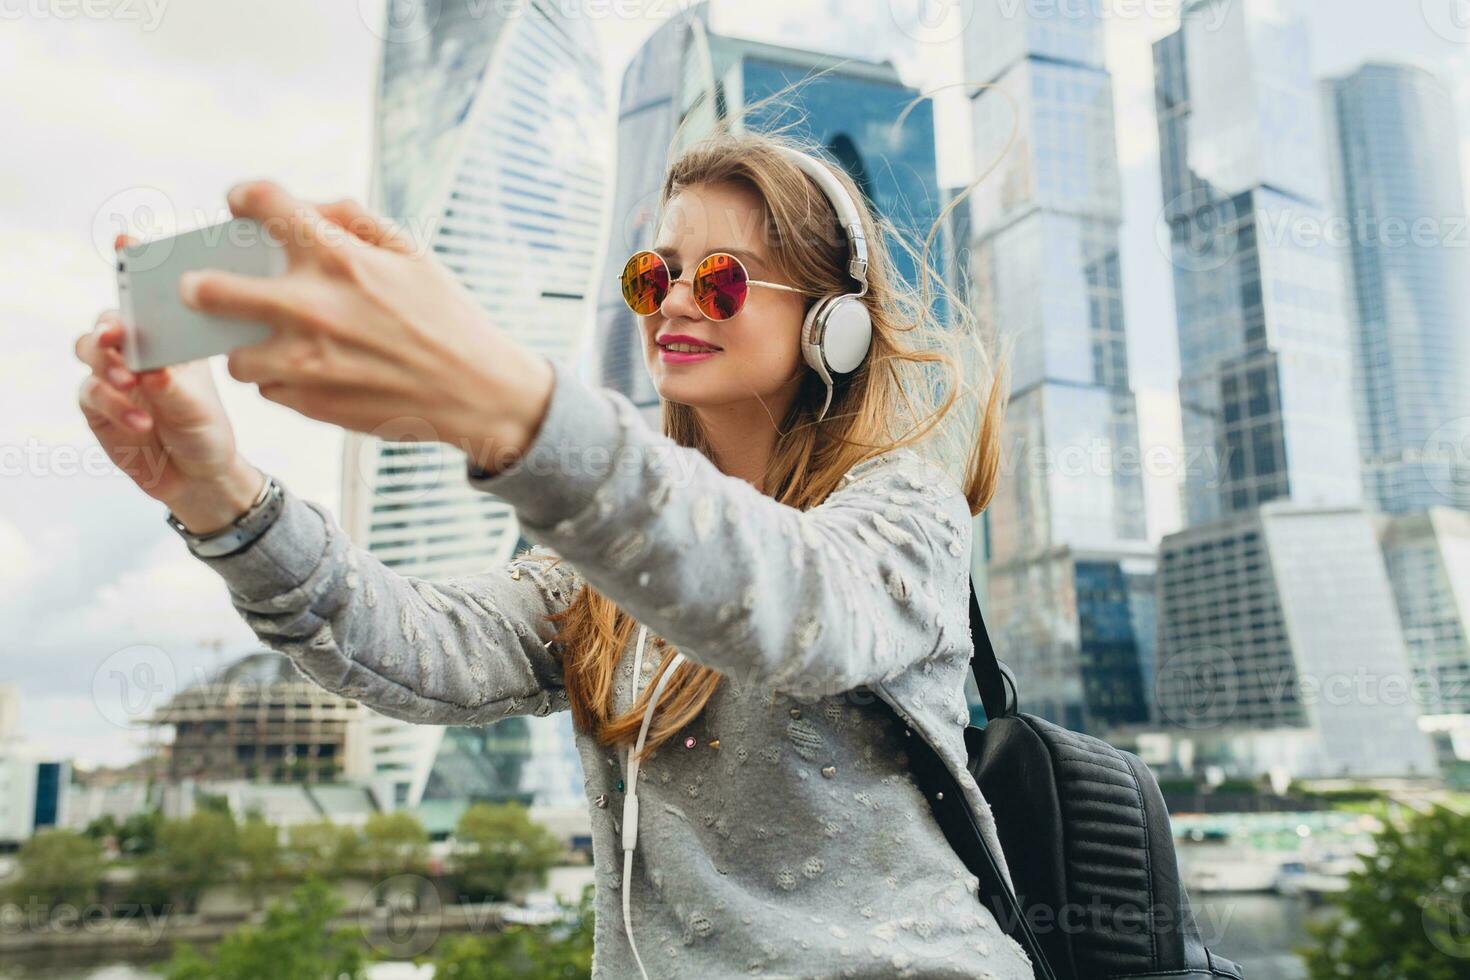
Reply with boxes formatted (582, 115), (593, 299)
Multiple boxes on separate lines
(693, 253), (749, 321)
(620, 251), (669, 316)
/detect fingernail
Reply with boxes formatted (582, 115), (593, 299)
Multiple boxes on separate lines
(179, 271), (200, 306)
(125, 410), (151, 430)
(108, 367), (133, 387)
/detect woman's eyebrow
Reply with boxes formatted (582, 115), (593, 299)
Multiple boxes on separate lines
(654, 246), (770, 274)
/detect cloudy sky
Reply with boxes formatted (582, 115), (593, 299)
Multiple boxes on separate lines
(3, 0), (1467, 768)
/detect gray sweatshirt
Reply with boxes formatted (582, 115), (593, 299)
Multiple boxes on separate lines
(190, 357), (1034, 980)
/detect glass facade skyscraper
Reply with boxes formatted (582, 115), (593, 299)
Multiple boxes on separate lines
(591, 7), (942, 411)
(340, 0), (606, 817)
(1323, 64), (1470, 515)
(1150, 1), (1438, 777)
(963, 1), (1152, 732)
(1155, 0), (1363, 526)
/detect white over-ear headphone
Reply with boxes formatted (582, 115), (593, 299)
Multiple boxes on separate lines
(773, 145), (873, 423)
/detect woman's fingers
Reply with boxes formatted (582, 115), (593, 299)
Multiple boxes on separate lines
(179, 266), (300, 327)
(316, 198), (416, 256)
(225, 179), (335, 261)
(79, 374), (151, 433)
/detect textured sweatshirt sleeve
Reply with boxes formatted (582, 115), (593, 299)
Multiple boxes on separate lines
(186, 485), (578, 726)
(469, 358), (974, 698)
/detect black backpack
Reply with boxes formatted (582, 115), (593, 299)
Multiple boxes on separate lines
(897, 580), (1245, 980)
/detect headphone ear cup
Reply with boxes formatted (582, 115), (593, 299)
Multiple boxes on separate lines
(813, 294), (872, 376)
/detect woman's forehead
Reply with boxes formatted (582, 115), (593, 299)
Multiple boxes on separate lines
(655, 184), (772, 260)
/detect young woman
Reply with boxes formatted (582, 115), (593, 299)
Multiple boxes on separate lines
(75, 129), (1031, 979)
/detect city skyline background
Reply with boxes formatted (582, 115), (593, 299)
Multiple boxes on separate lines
(4, 0), (1469, 766)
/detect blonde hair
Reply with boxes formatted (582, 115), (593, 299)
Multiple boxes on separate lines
(526, 83), (1010, 759)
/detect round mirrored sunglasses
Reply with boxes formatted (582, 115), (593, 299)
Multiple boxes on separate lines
(619, 250), (803, 322)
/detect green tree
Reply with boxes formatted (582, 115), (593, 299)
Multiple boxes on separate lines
(428, 886), (594, 980)
(236, 814), (284, 911)
(6, 829), (103, 914)
(284, 818), (363, 880)
(452, 803), (563, 903)
(360, 810), (430, 878)
(144, 809), (238, 914)
(117, 810), (163, 856)
(163, 876), (368, 980)
(1303, 804), (1470, 979)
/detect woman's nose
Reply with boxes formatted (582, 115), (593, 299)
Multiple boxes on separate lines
(659, 277), (704, 321)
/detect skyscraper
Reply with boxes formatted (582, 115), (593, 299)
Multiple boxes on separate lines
(1151, 0), (1435, 776)
(963, 1), (1154, 732)
(591, 4), (943, 413)
(1323, 63), (1470, 515)
(347, 0), (609, 578)
(1155, 0), (1365, 525)
(339, 0), (607, 816)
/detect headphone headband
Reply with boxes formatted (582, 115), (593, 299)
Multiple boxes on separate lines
(773, 145), (870, 296)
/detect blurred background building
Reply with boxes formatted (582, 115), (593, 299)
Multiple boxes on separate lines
(962, 0), (1155, 734)
(1322, 63), (1470, 517)
(335, 0), (608, 842)
(1149, 0), (1436, 777)
(590, 3), (943, 419)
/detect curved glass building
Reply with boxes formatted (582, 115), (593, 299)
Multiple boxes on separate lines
(339, 0), (606, 823)
(591, 4), (942, 412)
(1323, 63), (1470, 515)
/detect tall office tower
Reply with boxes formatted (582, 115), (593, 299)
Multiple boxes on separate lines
(591, 4), (943, 413)
(1155, 0), (1363, 525)
(338, 0), (607, 817)
(1378, 508), (1470, 723)
(1151, 1), (1435, 776)
(962, 2), (1154, 732)
(1323, 64), (1470, 515)
(1156, 504), (1437, 777)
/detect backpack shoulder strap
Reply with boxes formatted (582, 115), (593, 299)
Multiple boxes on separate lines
(969, 578), (1014, 720)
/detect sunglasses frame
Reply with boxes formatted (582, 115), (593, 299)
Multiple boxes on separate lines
(619, 249), (805, 321)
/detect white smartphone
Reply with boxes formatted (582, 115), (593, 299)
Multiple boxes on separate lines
(117, 217), (286, 372)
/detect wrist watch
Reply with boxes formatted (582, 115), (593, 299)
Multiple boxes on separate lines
(166, 473), (285, 558)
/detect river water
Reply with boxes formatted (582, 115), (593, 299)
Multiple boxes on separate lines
(0, 894), (1317, 979)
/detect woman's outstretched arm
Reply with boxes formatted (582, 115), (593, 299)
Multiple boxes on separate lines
(471, 359), (974, 699)
(188, 486), (578, 726)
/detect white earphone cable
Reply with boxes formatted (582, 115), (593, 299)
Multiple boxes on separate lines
(622, 624), (686, 980)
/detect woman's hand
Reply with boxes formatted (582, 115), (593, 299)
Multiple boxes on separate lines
(75, 235), (264, 534)
(183, 183), (555, 474)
